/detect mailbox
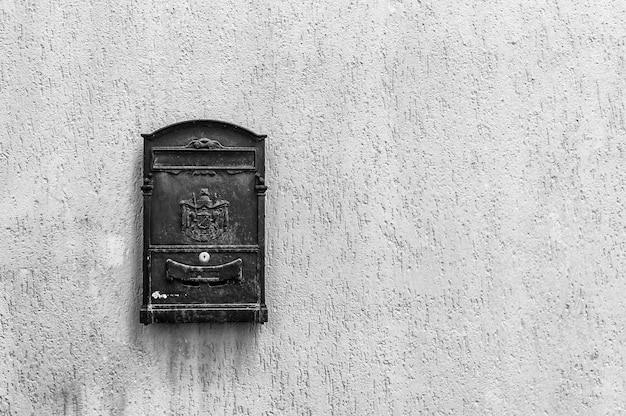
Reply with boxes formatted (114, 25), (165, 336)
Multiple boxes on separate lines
(140, 120), (268, 324)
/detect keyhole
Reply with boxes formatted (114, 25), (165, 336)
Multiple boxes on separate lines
(199, 252), (210, 263)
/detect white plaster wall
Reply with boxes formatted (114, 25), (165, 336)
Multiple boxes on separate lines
(1, 0), (626, 414)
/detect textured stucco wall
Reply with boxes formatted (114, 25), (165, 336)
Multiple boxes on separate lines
(2, 0), (626, 414)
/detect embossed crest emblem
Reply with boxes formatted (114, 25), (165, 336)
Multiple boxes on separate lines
(180, 189), (229, 241)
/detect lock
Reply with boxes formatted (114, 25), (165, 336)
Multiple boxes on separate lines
(140, 120), (268, 324)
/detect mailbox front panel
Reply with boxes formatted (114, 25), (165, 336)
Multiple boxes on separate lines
(150, 171), (258, 245)
(140, 120), (267, 324)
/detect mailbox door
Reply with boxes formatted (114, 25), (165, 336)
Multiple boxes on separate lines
(140, 121), (267, 324)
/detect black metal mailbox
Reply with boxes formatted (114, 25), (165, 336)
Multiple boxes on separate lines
(140, 120), (267, 324)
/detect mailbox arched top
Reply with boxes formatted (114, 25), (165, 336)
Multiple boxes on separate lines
(141, 119), (267, 141)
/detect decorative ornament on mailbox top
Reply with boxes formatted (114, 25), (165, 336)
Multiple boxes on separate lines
(140, 120), (268, 324)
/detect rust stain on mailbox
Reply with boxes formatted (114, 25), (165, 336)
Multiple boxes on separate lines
(140, 120), (268, 324)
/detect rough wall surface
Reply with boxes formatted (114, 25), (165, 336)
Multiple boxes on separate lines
(1, 0), (626, 414)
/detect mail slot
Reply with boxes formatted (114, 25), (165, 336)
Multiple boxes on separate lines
(140, 120), (268, 324)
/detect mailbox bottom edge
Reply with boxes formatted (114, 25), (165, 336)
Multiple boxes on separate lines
(140, 304), (267, 324)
